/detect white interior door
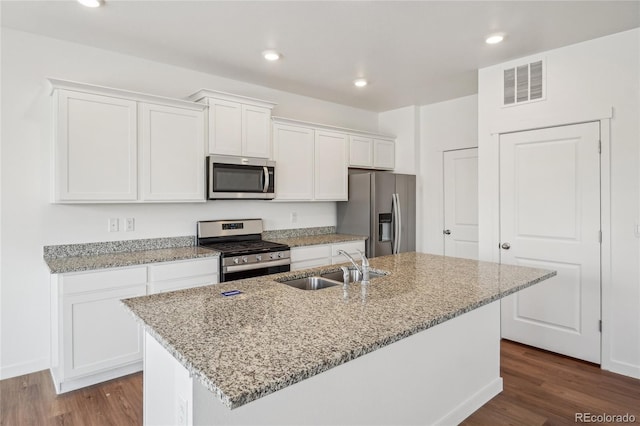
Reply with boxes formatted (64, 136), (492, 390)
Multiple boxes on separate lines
(443, 148), (479, 260)
(500, 122), (601, 363)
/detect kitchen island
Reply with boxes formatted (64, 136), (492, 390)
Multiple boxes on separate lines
(123, 252), (555, 425)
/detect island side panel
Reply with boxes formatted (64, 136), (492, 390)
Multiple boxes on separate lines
(191, 301), (502, 426)
(144, 333), (193, 426)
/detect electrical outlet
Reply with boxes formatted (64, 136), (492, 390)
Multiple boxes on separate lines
(177, 396), (188, 425)
(125, 217), (135, 232)
(291, 212), (297, 224)
(108, 218), (119, 232)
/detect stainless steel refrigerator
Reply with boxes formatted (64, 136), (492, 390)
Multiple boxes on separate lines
(337, 171), (416, 258)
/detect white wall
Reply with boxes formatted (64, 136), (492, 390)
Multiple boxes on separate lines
(419, 95), (478, 254)
(0, 28), (380, 378)
(478, 29), (640, 378)
(378, 105), (419, 175)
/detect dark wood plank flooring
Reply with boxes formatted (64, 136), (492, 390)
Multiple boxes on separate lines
(1, 340), (638, 425)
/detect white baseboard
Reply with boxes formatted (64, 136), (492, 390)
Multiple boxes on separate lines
(603, 359), (640, 380)
(53, 361), (143, 394)
(435, 377), (504, 425)
(0, 357), (50, 380)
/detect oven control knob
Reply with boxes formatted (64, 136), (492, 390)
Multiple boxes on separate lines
(233, 257), (240, 264)
(277, 252), (283, 258)
(270, 253), (277, 259)
(242, 256), (248, 263)
(256, 255), (262, 262)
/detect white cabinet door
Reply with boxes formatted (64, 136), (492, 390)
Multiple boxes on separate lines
(290, 244), (332, 270)
(140, 103), (205, 201)
(242, 104), (272, 158)
(54, 90), (137, 202)
(60, 267), (147, 380)
(208, 99), (242, 156)
(349, 136), (373, 168)
(373, 139), (395, 170)
(314, 130), (348, 201)
(273, 124), (314, 200)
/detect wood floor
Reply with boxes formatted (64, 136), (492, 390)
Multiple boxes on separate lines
(1, 340), (638, 425)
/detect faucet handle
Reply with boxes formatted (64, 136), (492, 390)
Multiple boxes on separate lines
(355, 249), (369, 265)
(340, 266), (350, 286)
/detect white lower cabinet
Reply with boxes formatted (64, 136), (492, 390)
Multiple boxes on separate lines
(290, 240), (365, 271)
(50, 257), (220, 393)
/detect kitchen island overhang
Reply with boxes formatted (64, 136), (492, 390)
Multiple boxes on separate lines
(123, 252), (556, 425)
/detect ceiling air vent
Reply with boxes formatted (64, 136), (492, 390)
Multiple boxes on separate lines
(503, 59), (545, 107)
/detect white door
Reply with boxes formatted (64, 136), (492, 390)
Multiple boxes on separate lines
(500, 122), (601, 363)
(443, 148), (479, 260)
(208, 99), (242, 156)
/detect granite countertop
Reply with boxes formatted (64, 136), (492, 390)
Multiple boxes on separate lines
(45, 246), (220, 274)
(266, 233), (367, 247)
(122, 252), (555, 409)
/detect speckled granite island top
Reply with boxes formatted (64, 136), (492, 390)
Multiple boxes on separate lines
(265, 233), (367, 247)
(122, 252), (555, 410)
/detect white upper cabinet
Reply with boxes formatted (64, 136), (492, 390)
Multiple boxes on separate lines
(273, 119), (348, 201)
(189, 90), (276, 159)
(373, 138), (395, 170)
(53, 90), (138, 202)
(207, 99), (242, 156)
(140, 103), (205, 201)
(49, 79), (207, 203)
(314, 130), (348, 200)
(349, 135), (374, 168)
(272, 123), (315, 200)
(348, 135), (395, 170)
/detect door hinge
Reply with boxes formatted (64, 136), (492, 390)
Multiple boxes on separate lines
(599, 320), (602, 332)
(598, 140), (601, 154)
(598, 230), (602, 243)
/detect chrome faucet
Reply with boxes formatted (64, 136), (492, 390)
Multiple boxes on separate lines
(337, 249), (370, 284)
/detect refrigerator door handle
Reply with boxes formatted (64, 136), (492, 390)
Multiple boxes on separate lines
(395, 193), (402, 253)
(390, 194), (396, 254)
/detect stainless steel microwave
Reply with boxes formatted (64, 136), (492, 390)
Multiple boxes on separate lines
(207, 155), (275, 199)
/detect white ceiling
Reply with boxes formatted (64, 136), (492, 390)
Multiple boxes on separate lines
(2, 1), (639, 112)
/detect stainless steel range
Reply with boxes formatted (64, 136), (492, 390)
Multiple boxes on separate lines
(197, 219), (290, 282)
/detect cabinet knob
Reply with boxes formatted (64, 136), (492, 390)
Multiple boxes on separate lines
(443, 229), (451, 235)
(501, 242), (511, 250)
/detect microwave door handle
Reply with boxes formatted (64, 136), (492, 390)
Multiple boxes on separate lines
(263, 166), (269, 193)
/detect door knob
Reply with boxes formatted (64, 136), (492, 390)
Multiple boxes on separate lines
(501, 242), (511, 250)
(443, 229), (451, 235)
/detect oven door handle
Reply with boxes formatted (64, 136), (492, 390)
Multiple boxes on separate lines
(225, 258), (290, 273)
(262, 166), (270, 193)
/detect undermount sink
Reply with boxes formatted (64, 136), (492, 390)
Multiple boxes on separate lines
(320, 269), (386, 283)
(279, 269), (387, 290)
(279, 276), (340, 290)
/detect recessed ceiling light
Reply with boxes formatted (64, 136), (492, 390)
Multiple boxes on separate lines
(77, 0), (102, 7)
(485, 34), (505, 45)
(262, 50), (281, 61)
(354, 78), (368, 88)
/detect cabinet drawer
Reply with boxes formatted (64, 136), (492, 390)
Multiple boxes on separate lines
(148, 258), (219, 282)
(290, 245), (332, 263)
(291, 258), (332, 271)
(331, 241), (365, 257)
(148, 275), (218, 295)
(61, 267), (147, 294)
